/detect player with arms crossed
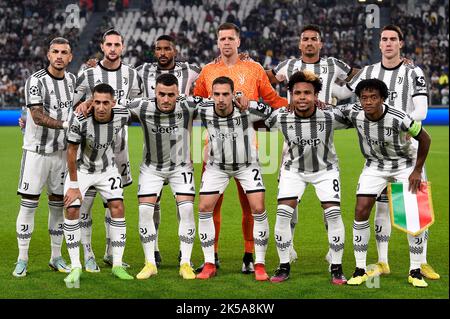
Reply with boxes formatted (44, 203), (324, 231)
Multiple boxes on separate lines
(194, 23), (287, 274)
(13, 37), (75, 277)
(195, 76), (273, 281)
(63, 83), (133, 284)
(340, 25), (439, 280)
(74, 29), (141, 272)
(340, 79), (431, 288)
(136, 35), (201, 267)
(265, 71), (348, 284)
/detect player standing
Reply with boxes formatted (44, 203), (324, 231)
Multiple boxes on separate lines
(63, 83), (133, 283)
(13, 37), (75, 277)
(194, 23), (287, 274)
(74, 29), (141, 272)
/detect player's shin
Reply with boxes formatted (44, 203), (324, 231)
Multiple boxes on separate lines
(374, 196), (391, 264)
(79, 190), (96, 261)
(153, 201), (161, 252)
(138, 203), (157, 264)
(408, 232), (426, 271)
(104, 207), (112, 257)
(16, 199), (38, 261)
(199, 212), (215, 264)
(63, 217), (82, 269)
(275, 205), (294, 264)
(178, 201), (195, 264)
(324, 206), (345, 264)
(353, 220), (370, 270)
(109, 217), (127, 267)
(48, 200), (65, 259)
(421, 229), (429, 264)
(253, 211), (269, 264)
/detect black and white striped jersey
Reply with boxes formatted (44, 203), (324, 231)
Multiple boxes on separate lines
(265, 107), (351, 173)
(346, 61), (428, 114)
(338, 103), (418, 172)
(24, 68), (76, 154)
(273, 57), (352, 103)
(126, 96), (197, 171)
(198, 100), (273, 171)
(74, 62), (142, 154)
(136, 61), (201, 98)
(67, 107), (130, 174)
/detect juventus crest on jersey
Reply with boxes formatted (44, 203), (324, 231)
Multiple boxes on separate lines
(347, 61), (429, 114)
(67, 107), (131, 174)
(273, 57), (352, 103)
(24, 69), (76, 154)
(136, 61), (201, 98)
(265, 107), (351, 173)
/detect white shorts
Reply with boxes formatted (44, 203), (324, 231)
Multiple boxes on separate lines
(114, 145), (132, 187)
(64, 168), (124, 207)
(357, 166), (415, 197)
(138, 164), (195, 198)
(200, 164), (265, 195)
(17, 150), (67, 196)
(278, 167), (341, 203)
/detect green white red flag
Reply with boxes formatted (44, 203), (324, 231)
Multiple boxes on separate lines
(388, 182), (435, 236)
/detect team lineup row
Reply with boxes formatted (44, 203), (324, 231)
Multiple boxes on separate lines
(13, 23), (440, 287)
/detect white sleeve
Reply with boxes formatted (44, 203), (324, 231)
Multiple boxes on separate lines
(333, 84), (354, 100)
(410, 95), (428, 121)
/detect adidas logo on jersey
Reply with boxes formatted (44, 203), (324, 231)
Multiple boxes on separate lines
(334, 194), (340, 199)
(256, 182), (263, 187)
(50, 90), (55, 95)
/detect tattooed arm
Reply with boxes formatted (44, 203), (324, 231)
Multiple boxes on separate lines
(29, 105), (68, 129)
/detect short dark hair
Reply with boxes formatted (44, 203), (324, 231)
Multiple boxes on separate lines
(355, 79), (389, 101)
(102, 29), (124, 43)
(155, 73), (179, 87)
(156, 35), (176, 44)
(217, 23), (240, 37)
(93, 83), (115, 97)
(212, 76), (234, 92)
(288, 71), (322, 94)
(381, 24), (404, 41)
(49, 37), (71, 51)
(301, 24), (322, 39)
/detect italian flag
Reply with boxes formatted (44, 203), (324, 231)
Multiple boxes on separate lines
(388, 182), (435, 236)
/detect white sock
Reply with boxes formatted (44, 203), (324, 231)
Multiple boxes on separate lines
(63, 218), (82, 269)
(275, 205), (294, 264)
(290, 206), (298, 251)
(408, 232), (426, 271)
(80, 189), (96, 261)
(375, 196), (391, 264)
(253, 211), (269, 265)
(153, 202), (160, 252)
(139, 203), (156, 264)
(16, 199), (38, 261)
(48, 200), (65, 260)
(104, 207), (112, 257)
(177, 200), (195, 265)
(353, 220), (370, 270)
(324, 206), (345, 265)
(421, 229), (429, 264)
(199, 212), (215, 264)
(109, 217), (127, 267)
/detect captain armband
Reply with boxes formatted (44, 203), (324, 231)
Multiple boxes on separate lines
(408, 121), (422, 137)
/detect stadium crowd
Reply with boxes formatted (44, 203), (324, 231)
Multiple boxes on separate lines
(0, 0), (448, 108)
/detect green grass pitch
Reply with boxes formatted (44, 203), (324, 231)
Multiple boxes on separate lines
(0, 125), (448, 299)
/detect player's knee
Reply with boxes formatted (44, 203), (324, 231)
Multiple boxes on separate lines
(250, 204), (265, 215)
(65, 207), (79, 220)
(22, 194), (40, 201)
(354, 205), (371, 221)
(109, 200), (124, 218)
(49, 194), (63, 201)
(198, 202), (214, 213)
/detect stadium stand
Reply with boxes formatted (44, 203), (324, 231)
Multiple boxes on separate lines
(0, 0), (448, 108)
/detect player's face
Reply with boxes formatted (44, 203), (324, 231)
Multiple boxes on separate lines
(379, 30), (403, 60)
(92, 92), (115, 122)
(155, 83), (179, 112)
(299, 30), (322, 58)
(155, 40), (176, 68)
(212, 83), (234, 112)
(47, 44), (72, 71)
(101, 35), (123, 62)
(359, 88), (384, 116)
(217, 29), (240, 58)
(290, 82), (317, 113)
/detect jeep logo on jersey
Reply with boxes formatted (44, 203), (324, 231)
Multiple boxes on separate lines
(54, 99), (73, 109)
(415, 76), (426, 87)
(92, 140), (113, 150)
(366, 136), (388, 147)
(152, 125), (179, 134)
(292, 137), (321, 147)
(212, 130), (239, 141)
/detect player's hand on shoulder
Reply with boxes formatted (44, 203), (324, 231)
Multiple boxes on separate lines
(75, 98), (93, 117)
(238, 51), (253, 62)
(402, 57), (415, 67)
(315, 99), (330, 110)
(234, 91), (249, 111)
(85, 58), (98, 69)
